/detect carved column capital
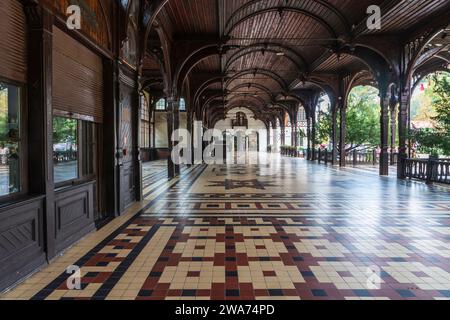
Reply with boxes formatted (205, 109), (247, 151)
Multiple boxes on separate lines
(22, 0), (53, 31)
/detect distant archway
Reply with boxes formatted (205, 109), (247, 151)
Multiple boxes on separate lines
(284, 112), (292, 146)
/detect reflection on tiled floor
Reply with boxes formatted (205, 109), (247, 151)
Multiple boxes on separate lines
(2, 154), (450, 300)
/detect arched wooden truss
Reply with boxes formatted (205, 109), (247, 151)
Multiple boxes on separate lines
(134, 0), (450, 177)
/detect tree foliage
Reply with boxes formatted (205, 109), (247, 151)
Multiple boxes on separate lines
(0, 89), (8, 140)
(410, 74), (450, 156)
(53, 117), (78, 144)
(0, 85), (20, 144)
(315, 86), (380, 151)
(315, 111), (332, 146)
(346, 86), (380, 150)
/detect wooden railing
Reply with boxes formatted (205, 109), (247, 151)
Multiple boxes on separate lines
(317, 149), (333, 164)
(280, 146), (305, 157)
(405, 158), (450, 184)
(312, 148), (399, 167)
(53, 150), (77, 163)
(345, 150), (378, 166)
(390, 153), (399, 165)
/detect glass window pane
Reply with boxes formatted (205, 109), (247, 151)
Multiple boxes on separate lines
(179, 98), (186, 111)
(156, 98), (166, 110)
(140, 120), (149, 148)
(0, 82), (21, 196)
(141, 94), (149, 121)
(53, 117), (78, 183)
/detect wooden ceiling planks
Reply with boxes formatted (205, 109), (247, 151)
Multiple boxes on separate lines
(314, 54), (364, 73)
(325, 0), (384, 26)
(363, 0), (450, 34)
(226, 74), (286, 94)
(227, 51), (297, 76)
(193, 55), (222, 73)
(163, 0), (218, 36)
(143, 0), (449, 116)
(224, 0), (349, 36)
(230, 11), (332, 43)
(142, 54), (161, 71)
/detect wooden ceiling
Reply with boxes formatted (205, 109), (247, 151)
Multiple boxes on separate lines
(142, 0), (450, 122)
(163, 0), (219, 36)
(361, 0), (449, 34)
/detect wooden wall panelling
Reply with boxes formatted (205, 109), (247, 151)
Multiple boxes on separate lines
(0, 197), (46, 291)
(54, 182), (95, 253)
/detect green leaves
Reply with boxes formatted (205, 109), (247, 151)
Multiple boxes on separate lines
(410, 74), (450, 156)
(53, 117), (78, 145)
(346, 86), (380, 149)
(315, 86), (381, 150)
(315, 111), (332, 145)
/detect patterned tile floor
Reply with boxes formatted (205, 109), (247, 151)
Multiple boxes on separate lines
(1, 154), (450, 300)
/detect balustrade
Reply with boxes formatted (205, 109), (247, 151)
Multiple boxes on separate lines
(405, 158), (450, 184)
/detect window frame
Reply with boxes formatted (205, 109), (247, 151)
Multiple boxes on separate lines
(179, 98), (186, 111)
(53, 115), (97, 189)
(0, 76), (28, 203)
(140, 94), (150, 148)
(140, 121), (149, 148)
(155, 98), (166, 111)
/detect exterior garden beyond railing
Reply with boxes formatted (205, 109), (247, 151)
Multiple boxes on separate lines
(312, 148), (399, 167)
(277, 146), (306, 158)
(317, 149), (333, 164)
(404, 158), (450, 184)
(345, 150), (379, 166)
(53, 150), (77, 163)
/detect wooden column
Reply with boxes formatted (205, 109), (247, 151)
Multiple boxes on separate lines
(174, 100), (180, 176)
(24, 3), (56, 259)
(306, 116), (311, 160)
(166, 96), (175, 179)
(293, 119), (298, 147)
(152, 105), (156, 149)
(102, 58), (119, 216)
(291, 125), (296, 146)
(397, 88), (410, 178)
(390, 91), (398, 165)
(280, 125), (285, 146)
(339, 101), (347, 167)
(186, 111), (193, 167)
(202, 126), (207, 160)
(311, 109), (317, 161)
(380, 85), (390, 176)
(331, 103), (339, 165)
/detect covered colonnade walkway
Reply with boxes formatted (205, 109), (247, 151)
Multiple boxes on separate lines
(0, 0), (449, 300)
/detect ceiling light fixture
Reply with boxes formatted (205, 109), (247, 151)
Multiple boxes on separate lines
(276, 52), (285, 56)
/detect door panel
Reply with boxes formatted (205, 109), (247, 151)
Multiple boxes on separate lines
(119, 85), (135, 211)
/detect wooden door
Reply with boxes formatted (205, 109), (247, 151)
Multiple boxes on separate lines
(119, 85), (136, 211)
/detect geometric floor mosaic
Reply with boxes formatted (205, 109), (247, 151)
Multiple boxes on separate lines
(2, 156), (450, 300)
